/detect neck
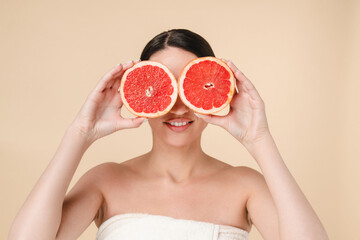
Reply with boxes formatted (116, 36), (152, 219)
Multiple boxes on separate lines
(145, 137), (210, 183)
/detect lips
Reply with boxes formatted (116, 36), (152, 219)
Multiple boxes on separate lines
(163, 118), (194, 132)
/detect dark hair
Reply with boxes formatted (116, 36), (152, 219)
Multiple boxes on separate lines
(140, 29), (215, 60)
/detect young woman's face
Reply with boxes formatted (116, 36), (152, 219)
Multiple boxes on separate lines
(148, 47), (208, 147)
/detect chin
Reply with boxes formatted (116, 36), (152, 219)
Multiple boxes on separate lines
(151, 130), (202, 148)
(163, 134), (198, 148)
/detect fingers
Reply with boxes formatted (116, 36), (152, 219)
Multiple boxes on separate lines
(93, 60), (139, 94)
(194, 112), (226, 128)
(223, 59), (263, 103)
(93, 64), (124, 94)
(115, 117), (147, 130)
(110, 60), (139, 91)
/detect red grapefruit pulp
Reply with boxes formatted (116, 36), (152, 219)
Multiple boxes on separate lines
(119, 61), (178, 118)
(178, 57), (235, 114)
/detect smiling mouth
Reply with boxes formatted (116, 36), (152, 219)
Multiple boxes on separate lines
(164, 121), (194, 127)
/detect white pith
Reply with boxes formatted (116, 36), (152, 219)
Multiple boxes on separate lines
(145, 86), (153, 97)
(119, 61), (178, 118)
(178, 57), (235, 115)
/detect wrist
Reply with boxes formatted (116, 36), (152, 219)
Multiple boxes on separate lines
(243, 132), (285, 168)
(242, 131), (274, 153)
(66, 123), (95, 150)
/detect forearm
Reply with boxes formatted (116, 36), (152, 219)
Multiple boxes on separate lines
(245, 133), (328, 240)
(8, 125), (91, 240)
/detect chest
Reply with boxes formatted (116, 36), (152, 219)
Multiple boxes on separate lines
(100, 173), (251, 231)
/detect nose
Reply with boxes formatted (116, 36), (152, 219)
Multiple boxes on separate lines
(169, 96), (189, 115)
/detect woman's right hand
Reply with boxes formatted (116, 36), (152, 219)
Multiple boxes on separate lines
(71, 60), (146, 144)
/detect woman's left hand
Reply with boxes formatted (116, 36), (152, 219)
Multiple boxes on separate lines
(195, 60), (270, 147)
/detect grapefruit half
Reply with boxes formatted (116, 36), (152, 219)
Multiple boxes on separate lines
(119, 61), (178, 118)
(178, 57), (235, 114)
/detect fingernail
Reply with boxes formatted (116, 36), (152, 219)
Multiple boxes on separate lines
(122, 61), (133, 68)
(194, 113), (200, 118)
(235, 83), (239, 93)
(143, 118), (148, 122)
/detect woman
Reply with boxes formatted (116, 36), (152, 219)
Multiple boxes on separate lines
(8, 29), (329, 240)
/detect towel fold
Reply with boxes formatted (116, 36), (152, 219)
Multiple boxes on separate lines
(96, 213), (249, 240)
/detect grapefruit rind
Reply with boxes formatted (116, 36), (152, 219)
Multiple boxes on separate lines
(119, 61), (178, 118)
(178, 57), (235, 114)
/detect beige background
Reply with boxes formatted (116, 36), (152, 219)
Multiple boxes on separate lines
(1, 0), (359, 239)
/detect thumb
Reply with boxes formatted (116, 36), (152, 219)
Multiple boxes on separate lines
(194, 113), (226, 127)
(116, 117), (147, 130)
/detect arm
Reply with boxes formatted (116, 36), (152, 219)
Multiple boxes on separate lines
(196, 60), (329, 240)
(7, 127), (92, 240)
(246, 133), (328, 239)
(55, 163), (106, 239)
(8, 61), (145, 240)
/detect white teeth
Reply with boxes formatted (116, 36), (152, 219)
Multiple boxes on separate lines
(169, 121), (188, 127)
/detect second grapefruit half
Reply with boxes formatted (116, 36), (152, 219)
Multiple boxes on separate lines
(178, 57), (235, 114)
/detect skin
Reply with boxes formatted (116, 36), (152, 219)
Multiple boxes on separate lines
(8, 47), (329, 240)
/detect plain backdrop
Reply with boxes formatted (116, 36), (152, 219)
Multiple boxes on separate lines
(1, 0), (359, 239)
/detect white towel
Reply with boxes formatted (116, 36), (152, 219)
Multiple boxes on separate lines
(96, 213), (249, 240)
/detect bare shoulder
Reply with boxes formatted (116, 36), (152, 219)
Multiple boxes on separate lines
(79, 162), (130, 186)
(82, 162), (119, 178)
(221, 165), (264, 181)
(235, 166), (264, 180)
(218, 165), (267, 194)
